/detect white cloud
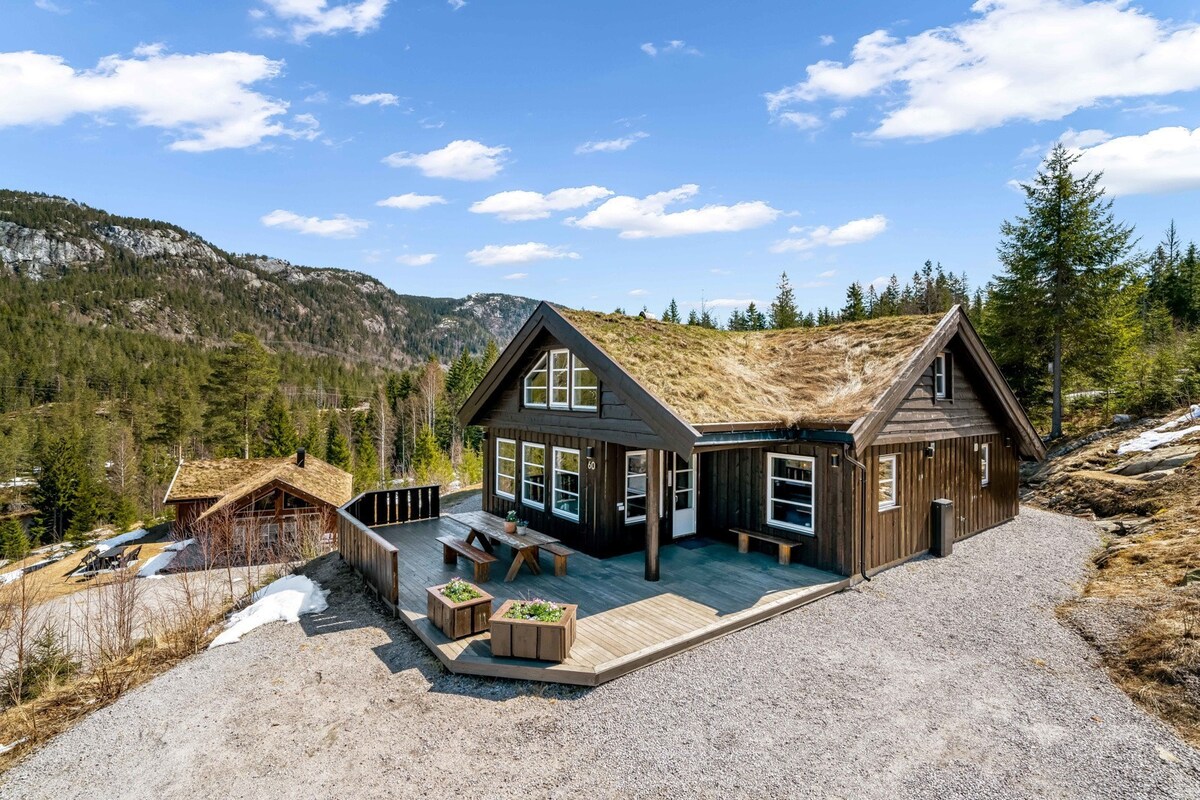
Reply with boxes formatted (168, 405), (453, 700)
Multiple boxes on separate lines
(0, 49), (316, 152)
(1071, 125), (1200, 196)
(1123, 101), (1181, 116)
(771, 214), (888, 252)
(766, 0), (1200, 140)
(628, 288), (649, 296)
(470, 186), (613, 222)
(818, 269), (837, 278)
(819, 34), (835, 46)
(396, 253), (437, 266)
(448, 0), (466, 9)
(376, 192), (447, 210)
(350, 92), (400, 106)
(466, 242), (581, 266)
(383, 139), (508, 180)
(571, 184), (780, 239)
(1059, 128), (1112, 149)
(257, 0), (389, 42)
(34, 0), (67, 13)
(779, 112), (822, 130)
(575, 131), (648, 154)
(641, 40), (700, 57)
(261, 209), (368, 238)
(503, 272), (528, 280)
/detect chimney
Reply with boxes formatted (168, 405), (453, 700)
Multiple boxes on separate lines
(297, 448), (306, 468)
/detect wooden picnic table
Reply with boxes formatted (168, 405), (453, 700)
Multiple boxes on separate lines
(447, 511), (560, 582)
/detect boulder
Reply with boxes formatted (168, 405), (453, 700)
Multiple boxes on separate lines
(1109, 446), (1199, 476)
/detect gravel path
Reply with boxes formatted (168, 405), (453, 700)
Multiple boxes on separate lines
(2, 507), (1197, 800)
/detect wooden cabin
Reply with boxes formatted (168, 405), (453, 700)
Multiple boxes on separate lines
(459, 302), (1044, 581)
(164, 449), (353, 548)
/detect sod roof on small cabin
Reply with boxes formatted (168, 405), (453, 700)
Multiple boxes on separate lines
(165, 454), (353, 510)
(556, 308), (944, 427)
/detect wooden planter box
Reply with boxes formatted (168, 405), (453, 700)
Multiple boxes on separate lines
(426, 583), (494, 640)
(489, 600), (577, 662)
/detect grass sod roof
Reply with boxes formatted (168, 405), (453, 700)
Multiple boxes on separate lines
(556, 308), (945, 428)
(165, 454), (353, 513)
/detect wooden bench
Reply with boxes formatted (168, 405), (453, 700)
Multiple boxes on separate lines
(437, 535), (498, 583)
(731, 528), (802, 566)
(539, 542), (575, 577)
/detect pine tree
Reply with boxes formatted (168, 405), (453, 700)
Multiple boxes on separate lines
(744, 302), (768, 330)
(662, 299), (682, 324)
(842, 282), (867, 322)
(260, 391), (299, 457)
(987, 144), (1137, 438)
(481, 340), (500, 371)
(202, 333), (278, 458)
(0, 518), (30, 560)
(686, 309), (700, 325)
(325, 416), (351, 471)
(351, 412), (379, 492)
(770, 272), (800, 329)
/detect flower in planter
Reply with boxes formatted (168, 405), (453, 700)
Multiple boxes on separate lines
(505, 510), (518, 523)
(441, 577), (482, 603)
(503, 597), (564, 623)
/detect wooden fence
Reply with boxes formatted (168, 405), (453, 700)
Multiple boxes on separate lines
(336, 485), (441, 612)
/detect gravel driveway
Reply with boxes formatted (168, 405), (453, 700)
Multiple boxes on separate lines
(2, 507), (1197, 800)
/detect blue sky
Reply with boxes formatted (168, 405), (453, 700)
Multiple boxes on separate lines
(3, 0), (1200, 319)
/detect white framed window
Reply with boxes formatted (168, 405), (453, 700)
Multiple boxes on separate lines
(521, 443), (546, 508)
(980, 443), (990, 486)
(549, 349), (571, 408)
(571, 355), (599, 410)
(495, 438), (517, 499)
(878, 454), (898, 511)
(933, 353), (947, 399)
(523, 353), (549, 408)
(625, 451), (648, 523)
(552, 447), (581, 521)
(767, 453), (815, 535)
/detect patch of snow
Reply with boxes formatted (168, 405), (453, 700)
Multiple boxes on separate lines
(0, 738), (27, 754)
(165, 538), (194, 552)
(0, 559), (49, 585)
(136, 551), (176, 579)
(94, 528), (148, 553)
(1118, 405), (1200, 454)
(208, 575), (328, 648)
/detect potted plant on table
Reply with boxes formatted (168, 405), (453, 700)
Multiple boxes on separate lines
(504, 510), (518, 534)
(489, 597), (578, 662)
(426, 577), (494, 639)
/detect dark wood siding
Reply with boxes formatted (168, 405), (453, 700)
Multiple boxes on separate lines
(474, 330), (672, 451)
(875, 340), (1002, 445)
(483, 427), (640, 557)
(861, 434), (1019, 571)
(696, 443), (853, 575)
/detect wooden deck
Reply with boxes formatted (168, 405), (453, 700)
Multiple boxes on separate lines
(374, 517), (849, 686)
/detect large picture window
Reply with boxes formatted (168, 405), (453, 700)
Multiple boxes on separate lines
(549, 349), (571, 408)
(767, 454), (814, 534)
(878, 454), (898, 511)
(522, 443), (546, 508)
(523, 353), (548, 407)
(625, 451), (648, 523)
(495, 438), (516, 499)
(552, 447), (581, 521)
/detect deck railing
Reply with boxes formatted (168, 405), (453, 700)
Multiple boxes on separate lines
(336, 485), (440, 611)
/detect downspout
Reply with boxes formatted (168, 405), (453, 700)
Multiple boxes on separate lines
(842, 444), (871, 582)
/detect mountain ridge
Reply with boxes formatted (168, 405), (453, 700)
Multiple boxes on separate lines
(0, 189), (538, 368)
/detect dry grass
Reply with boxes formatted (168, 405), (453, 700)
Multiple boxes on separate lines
(558, 307), (944, 426)
(1032, 416), (1200, 746)
(168, 453), (352, 509)
(0, 543), (171, 603)
(0, 624), (220, 770)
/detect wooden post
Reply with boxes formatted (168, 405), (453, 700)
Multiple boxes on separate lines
(645, 449), (661, 582)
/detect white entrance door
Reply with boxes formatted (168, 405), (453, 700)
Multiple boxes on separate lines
(672, 454), (697, 538)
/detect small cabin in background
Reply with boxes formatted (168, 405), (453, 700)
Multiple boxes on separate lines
(164, 450), (353, 550)
(459, 302), (1044, 581)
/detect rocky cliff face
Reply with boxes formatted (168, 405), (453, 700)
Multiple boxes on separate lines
(0, 190), (538, 365)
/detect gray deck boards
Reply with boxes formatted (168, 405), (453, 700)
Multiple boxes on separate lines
(374, 518), (849, 685)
